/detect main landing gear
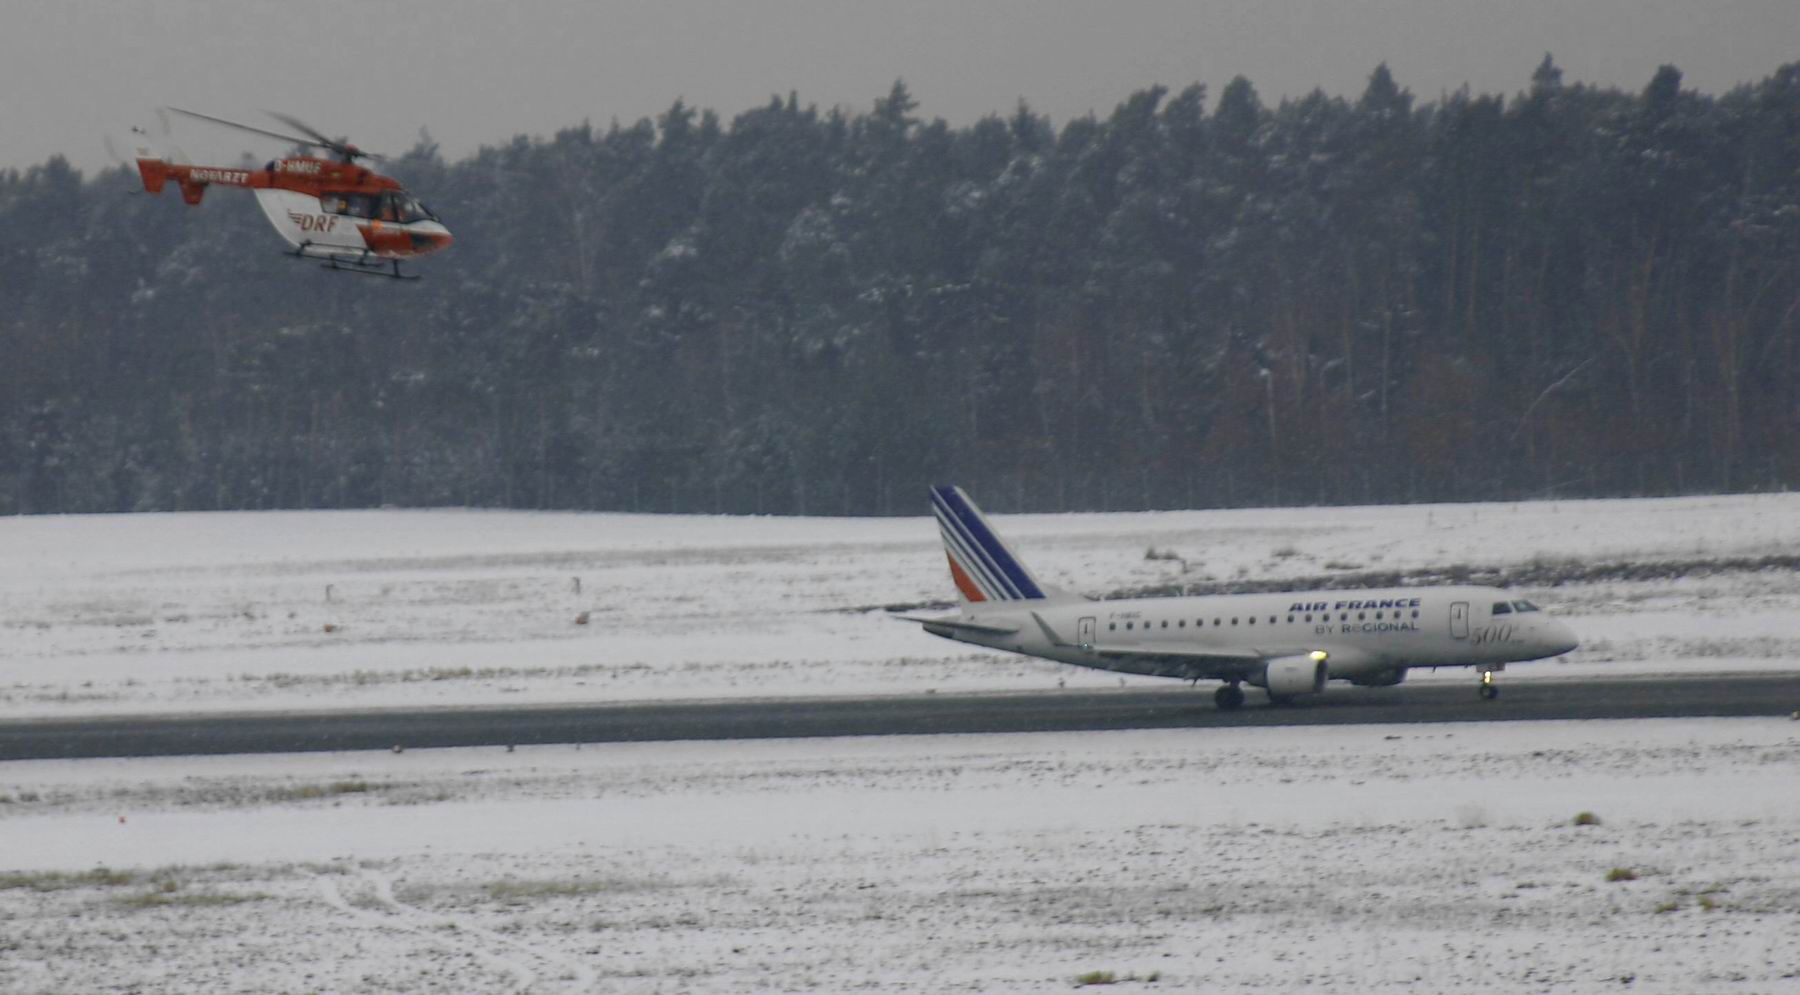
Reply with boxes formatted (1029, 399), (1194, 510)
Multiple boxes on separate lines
(1214, 682), (1246, 711)
(1478, 667), (1500, 701)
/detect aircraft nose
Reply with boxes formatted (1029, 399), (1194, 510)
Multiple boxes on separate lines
(1545, 619), (1579, 656)
(409, 224), (453, 254)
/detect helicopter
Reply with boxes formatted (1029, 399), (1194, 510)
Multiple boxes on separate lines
(134, 108), (452, 279)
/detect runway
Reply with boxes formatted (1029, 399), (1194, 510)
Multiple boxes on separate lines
(3, 672), (1797, 761)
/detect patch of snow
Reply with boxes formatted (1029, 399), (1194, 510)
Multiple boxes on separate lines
(3, 719), (1798, 992)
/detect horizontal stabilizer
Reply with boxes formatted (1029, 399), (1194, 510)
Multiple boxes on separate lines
(892, 614), (1021, 635)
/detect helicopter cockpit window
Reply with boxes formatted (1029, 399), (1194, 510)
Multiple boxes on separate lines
(398, 196), (438, 223)
(372, 192), (400, 222)
(326, 194), (377, 218)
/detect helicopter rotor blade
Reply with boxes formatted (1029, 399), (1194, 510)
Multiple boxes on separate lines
(262, 110), (335, 148)
(264, 110), (386, 161)
(164, 106), (325, 153)
(151, 109), (194, 165)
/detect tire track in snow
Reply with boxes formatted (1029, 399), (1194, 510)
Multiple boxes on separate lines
(362, 869), (598, 993)
(312, 871), (536, 993)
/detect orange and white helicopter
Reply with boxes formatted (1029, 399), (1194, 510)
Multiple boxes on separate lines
(134, 108), (452, 279)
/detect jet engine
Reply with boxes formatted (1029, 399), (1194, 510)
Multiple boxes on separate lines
(1261, 655), (1328, 697)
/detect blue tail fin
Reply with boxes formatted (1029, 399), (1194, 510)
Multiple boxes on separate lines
(930, 486), (1052, 603)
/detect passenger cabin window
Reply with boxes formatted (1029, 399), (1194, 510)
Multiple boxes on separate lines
(1513, 600), (1540, 612)
(1492, 602), (1513, 615)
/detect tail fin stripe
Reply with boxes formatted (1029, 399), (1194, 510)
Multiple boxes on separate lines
(934, 487), (1042, 599)
(943, 551), (990, 602)
(934, 504), (1015, 600)
(931, 491), (1022, 600)
(931, 487), (1045, 600)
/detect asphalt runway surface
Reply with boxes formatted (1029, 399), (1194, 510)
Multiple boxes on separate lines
(3, 672), (1798, 761)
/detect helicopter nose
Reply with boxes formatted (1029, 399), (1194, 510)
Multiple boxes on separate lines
(409, 222), (453, 255)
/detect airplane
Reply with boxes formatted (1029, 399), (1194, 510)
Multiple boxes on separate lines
(898, 486), (1579, 709)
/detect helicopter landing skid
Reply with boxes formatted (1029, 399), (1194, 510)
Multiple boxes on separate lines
(291, 243), (419, 281)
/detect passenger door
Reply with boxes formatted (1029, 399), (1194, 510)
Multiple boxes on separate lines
(1450, 601), (1469, 640)
(1077, 616), (1097, 649)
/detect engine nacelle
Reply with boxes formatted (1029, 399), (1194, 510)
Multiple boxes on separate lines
(1262, 655), (1328, 697)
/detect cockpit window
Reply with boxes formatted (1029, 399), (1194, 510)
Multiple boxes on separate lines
(1491, 602), (1513, 615)
(1512, 600), (1540, 612)
(399, 196), (438, 223)
(320, 192), (440, 223)
(326, 193), (378, 218)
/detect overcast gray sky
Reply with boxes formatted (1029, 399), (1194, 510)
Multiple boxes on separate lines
(3, 0), (1795, 174)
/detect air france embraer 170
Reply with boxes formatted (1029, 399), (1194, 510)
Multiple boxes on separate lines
(900, 486), (1579, 709)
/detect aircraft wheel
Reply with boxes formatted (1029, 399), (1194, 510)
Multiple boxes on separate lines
(1214, 684), (1246, 711)
(1479, 683), (1499, 701)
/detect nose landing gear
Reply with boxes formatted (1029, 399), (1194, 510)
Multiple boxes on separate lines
(1478, 667), (1500, 700)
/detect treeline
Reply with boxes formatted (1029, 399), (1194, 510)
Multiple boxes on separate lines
(3, 57), (1798, 516)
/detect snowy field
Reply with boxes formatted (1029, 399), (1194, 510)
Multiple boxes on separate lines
(3, 492), (1800, 716)
(4, 494), (1800, 992)
(4, 720), (1799, 992)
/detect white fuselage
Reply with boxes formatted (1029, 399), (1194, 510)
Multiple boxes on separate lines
(926, 585), (1579, 687)
(252, 188), (453, 258)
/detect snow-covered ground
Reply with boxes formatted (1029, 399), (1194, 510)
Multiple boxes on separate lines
(4, 494), (1800, 993)
(3, 492), (1799, 716)
(4, 720), (1799, 992)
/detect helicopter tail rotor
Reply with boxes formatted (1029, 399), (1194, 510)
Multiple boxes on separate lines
(151, 108), (192, 166)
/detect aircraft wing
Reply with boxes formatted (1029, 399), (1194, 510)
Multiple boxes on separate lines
(1028, 612), (1264, 667)
(1083, 644), (1266, 665)
(1021, 610), (1268, 680)
(1083, 643), (1269, 677)
(893, 614), (1022, 635)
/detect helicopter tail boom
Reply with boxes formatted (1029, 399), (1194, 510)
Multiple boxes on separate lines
(137, 158), (259, 206)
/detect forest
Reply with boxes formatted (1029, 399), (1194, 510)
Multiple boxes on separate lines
(2, 57), (1797, 516)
